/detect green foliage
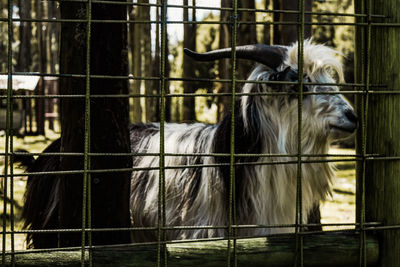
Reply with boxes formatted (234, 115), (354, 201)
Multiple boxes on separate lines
(313, 1), (355, 86)
(169, 13), (220, 122)
(313, 0), (355, 59)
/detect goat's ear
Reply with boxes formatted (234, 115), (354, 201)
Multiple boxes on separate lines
(184, 44), (287, 70)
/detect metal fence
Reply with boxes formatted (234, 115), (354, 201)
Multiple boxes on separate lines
(1, 0), (400, 266)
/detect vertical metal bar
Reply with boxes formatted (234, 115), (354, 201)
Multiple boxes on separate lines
(227, 0), (238, 266)
(356, 0), (367, 266)
(295, 0), (305, 266)
(360, 0), (371, 265)
(3, 0), (14, 265)
(354, 0), (365, 265)
(82, 0), (92, 266)
(158, 0), (167, 266)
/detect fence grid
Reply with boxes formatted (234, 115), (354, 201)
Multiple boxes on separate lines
(1, 0), (399, 266)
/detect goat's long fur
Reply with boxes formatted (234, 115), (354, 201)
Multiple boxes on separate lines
(21, 40), (357, 246)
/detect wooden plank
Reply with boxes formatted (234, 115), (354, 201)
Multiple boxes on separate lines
(354, 0), (400, 266)
(4, 233), (379, 266)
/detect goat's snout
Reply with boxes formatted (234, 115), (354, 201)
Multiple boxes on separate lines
(344, 109), (358, 132)
(329, 107), (358, 136)
(335, 108), (358, 134)
(345, 109), (358, 126)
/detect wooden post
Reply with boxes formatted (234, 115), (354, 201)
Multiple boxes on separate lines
(355, 1), (400, 266)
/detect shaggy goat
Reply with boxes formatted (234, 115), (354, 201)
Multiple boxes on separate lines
(129, 40), (357, 241)
(20, 40), (357, 246)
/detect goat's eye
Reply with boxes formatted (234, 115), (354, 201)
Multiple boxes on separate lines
(290, 84), (310, 94)
(269, 73), (278, 81)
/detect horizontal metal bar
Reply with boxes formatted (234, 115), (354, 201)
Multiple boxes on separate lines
(8, 0), (389, 18)
(364, 225), (400, 231)
(2, 18), (398, 27)
(6, 156), (398, 178)
(1, 158), (362, 178)
(4, 237), (230, 255)
(4, 222), (382, 235)
(3, 91), (400, 101)
(365, 156), (400, 161)
(7, 73), (389, 89)
(7, 151), (366, 158)
(2, 230), (380, 256)
(10, 72), (160, 81)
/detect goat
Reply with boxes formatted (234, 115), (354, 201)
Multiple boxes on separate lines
(20, 40), (357, 246)
(130, 40), (357, 241)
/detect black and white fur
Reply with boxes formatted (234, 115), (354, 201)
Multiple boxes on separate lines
(129, 40), (358, 241)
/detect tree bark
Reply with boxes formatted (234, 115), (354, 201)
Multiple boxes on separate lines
(182, 0), (197, 122)
(35, 0), (46, 135)
(46, 1), (59, 131)
(0, 0), (6, 72)
(58, 0), (131, 246)
(130, 5), (142, 123)
(217, 0), (231, 122)
(151, 3), (161, 122)
(17, 0), (32, 72)
(142, 0), (156, 123)
(150, 1), (170, 122)
(273, 0), (312, 45)
(237, 0), (257, 79)
(263, 0), (272, 45)
(217, 0), (257, 122)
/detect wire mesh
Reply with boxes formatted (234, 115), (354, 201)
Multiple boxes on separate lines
(295, 0), (305, 265)
(0, 0), (399, 266)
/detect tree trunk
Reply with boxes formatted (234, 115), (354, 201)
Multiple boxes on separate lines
(237, 0), (257, 80)
(130, 5), (142, 123)
(182, 0), (197, 122)
(151, 3), (161, 122)
(164, 13), (171, 122)
(142, 0), (156, 123)
(17, 0), (32, 72)
(217, 0), (257, 122)
(0, 0), (7, 72)
(35, 0), (46, 135)
(273, 0), (312, 45)
(217, 0), (231, 122)
(47, 1), (59, 131)
(58, 0), (131, 246)
(263, 0), (271, 45)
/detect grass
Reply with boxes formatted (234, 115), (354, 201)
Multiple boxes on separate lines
(321, 147), (356, 231)
(1, 137), (357, 251)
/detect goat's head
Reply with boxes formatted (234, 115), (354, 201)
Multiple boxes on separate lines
(184, 40), (358, 144)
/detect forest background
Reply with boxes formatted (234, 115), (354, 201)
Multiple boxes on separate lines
(0, 0), (355, 125)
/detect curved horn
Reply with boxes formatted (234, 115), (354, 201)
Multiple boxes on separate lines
(183, 44), (286, 69)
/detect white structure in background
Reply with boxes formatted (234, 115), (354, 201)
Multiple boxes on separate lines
(0, 75), (40, 132)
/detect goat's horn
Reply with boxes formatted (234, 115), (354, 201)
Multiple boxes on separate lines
(183, 44), (286, 69)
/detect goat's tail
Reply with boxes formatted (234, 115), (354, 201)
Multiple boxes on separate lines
(12, 149), (35, 169)
(18, 139), (61, 248)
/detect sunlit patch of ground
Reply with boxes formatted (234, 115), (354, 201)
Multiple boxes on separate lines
(321, 147), (356, 231)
